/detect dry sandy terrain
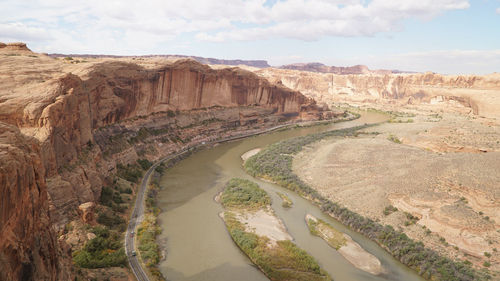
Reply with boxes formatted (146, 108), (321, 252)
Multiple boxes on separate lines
(293, 111), (500, 272)
(241, 148), (262, 162)
(237, 209), (292, 245)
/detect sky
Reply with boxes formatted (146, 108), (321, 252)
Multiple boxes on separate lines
(1, 0), (499, 74)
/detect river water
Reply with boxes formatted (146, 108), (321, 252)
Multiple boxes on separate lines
(157, 112), (424, 281)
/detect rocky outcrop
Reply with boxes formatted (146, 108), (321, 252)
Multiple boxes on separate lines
(78, 202), (96, 225)
(257, 68), (500, 119)
(0, 47), (335, 280)
(0, 42), (32, 53)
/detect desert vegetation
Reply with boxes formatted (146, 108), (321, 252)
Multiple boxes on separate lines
(277, 192), (293, 208)
(221, 178), (271, 210)
(244, 126), (490, 280)
(220, 178), (331, 281)
(137, 177), (165, 281)
(72, 226), (127, 268)
(306, 216), (346, 250)
(71, 158), (163, 278)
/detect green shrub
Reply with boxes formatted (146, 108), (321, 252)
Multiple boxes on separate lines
(97, 212), (125, 231)
(387, 134), (402, 144)
(221, 178), (270, 209)
(137, 158), (153, 170)
(154, 164), (165, 174)
(116, 163), (143, 183)
(99, 186), (114, 207)
(137, 183), (164, 277)
(73, 226), (126, 268)
(383, 205), (398, 216)
(112, 192), (124, 204)
(277, 192), (292, 208)
(120, 187), (133, 194)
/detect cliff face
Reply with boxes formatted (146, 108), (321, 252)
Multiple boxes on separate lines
(0, 50), (333, 280)
(1, 59), (321, 177)
(257, 68), (500, 119)
(0, 123), (71, 281)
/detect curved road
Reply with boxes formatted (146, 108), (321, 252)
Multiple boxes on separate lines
(125, 148), (191, 281)
(124, 116), (355, 281)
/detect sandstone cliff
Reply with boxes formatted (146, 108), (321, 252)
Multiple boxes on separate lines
(257, 68), (500, 119)
(0, 123), (72, 281)
(0, 46), (334, 280)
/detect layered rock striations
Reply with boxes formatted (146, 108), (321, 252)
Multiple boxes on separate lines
(257, 68), (500, 119)
(0, 45), (334, 280)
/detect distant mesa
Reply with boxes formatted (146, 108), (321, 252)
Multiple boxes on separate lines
(0, 42), (32, 52)
(279, 62), (412, 75)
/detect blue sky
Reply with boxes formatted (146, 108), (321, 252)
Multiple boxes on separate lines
(1, 0), (499, 74)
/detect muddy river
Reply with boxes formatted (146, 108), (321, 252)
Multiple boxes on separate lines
(157, 112), (424, 281)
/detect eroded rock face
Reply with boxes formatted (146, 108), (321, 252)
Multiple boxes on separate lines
(0, 47), (334, 280)
(257, 68), (500, 119)
(78, 202), (96, 224)
(0, 123), (71, 281)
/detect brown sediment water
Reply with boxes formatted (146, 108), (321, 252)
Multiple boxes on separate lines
(157, 112), (424, 281)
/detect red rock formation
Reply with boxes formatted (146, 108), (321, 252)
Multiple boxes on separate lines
(78, 202), (96, 224)
(0, 123), (72, 281)
(257, 68), (500, 119)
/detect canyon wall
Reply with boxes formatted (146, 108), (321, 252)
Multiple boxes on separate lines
(257, 68), (500, 119)
(0, 124), (72, 281)
(0, 50), (333, 280)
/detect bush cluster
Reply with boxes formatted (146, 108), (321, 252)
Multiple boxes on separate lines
(137, 180), (165, 281)
(224, 212), (330, 281)
(73, 226), (127, 268)
(97, 211), (126, 231)
(116, 163), (143, 183)
(137, 158), (153, 170)
(221, 178), (270, 209)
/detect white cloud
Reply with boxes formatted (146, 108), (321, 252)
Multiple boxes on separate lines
(496, 7), (500, 14)
(198, 0), (471, 41)
(0, 22), (52, 41)
(0, 0), (470, 52)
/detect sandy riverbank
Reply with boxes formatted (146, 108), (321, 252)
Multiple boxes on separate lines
(241, 148), (261, 162)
